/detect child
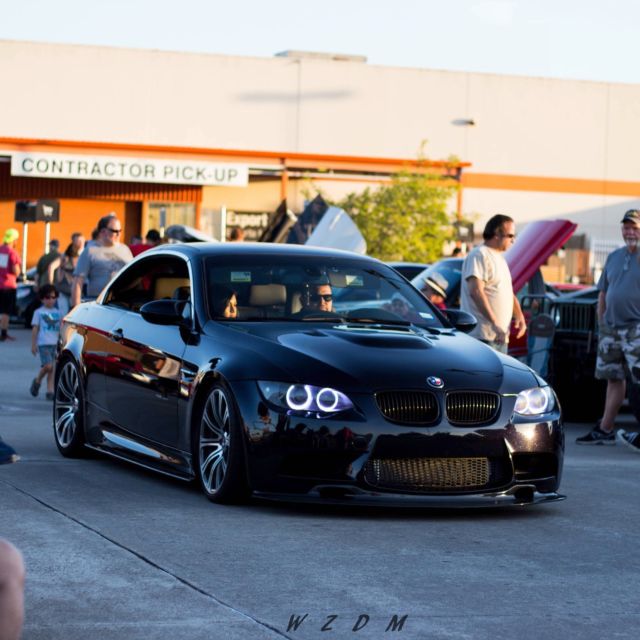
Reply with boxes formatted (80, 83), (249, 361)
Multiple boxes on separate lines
(30, 284), (62, 401)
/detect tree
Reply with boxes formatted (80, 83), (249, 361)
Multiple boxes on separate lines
(337, 169), (458, 262)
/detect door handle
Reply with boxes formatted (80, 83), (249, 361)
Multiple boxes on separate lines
(110, 328), (124, 342)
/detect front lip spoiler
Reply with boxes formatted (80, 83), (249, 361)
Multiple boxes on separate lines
(253, 484), (566, 509)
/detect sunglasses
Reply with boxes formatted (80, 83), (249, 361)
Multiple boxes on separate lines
(311, 294), (333, 302)
(43, 295), (58, 299)
(106, 228), (122, 235)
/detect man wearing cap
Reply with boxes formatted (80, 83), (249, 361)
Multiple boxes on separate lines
(577, 209), (640, 445)
(460, 214), (526, 353)
(0, 229), (21, 342)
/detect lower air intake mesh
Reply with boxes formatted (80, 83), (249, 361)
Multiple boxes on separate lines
(364, 456), (491, 491)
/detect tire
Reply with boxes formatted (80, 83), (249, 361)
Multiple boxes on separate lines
(53, 358), (87, 457)
(194, 383), (250, 504)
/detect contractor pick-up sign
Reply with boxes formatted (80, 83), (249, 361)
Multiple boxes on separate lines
(11, 152), (249, 187)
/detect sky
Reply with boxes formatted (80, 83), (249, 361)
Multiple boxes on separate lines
(1, 0), (639, 85)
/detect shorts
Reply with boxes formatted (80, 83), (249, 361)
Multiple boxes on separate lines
(0, 288), (16, 315)
(38, 345), (57, 367)
(595, 323), (640, 381)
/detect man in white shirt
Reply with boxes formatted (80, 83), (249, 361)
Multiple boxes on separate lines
(460, 214), (526, 353)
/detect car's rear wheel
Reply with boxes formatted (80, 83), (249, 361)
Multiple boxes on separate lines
(53, 359), (87, 457)
(194, 384), (250, 504)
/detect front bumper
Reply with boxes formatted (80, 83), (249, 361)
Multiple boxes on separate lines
(231, 381), (565, 504)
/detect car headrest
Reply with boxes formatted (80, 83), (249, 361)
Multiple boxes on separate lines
(172, 286), (191, 301)
(249, 284), (286, 306)
(154, 277), (190, 300)
(290, 291), (303, 314)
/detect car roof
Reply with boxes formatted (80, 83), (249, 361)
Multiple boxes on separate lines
(386, 261), (431, 268)
(141, 242), (386, 264)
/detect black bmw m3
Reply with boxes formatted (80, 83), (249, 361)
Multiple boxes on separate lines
(53, 243), (564, 507)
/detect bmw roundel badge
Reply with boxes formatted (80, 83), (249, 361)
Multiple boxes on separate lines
(427, 376), (444, 389)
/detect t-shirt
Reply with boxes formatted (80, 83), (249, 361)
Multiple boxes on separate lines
(0, 245), (20, 290)
(597, 246), (640, 328)
(31, 306), (62, 346)
(73, 242), (133, 298)
(460, 244), (513, 341)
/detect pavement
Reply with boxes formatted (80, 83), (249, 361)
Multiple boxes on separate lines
(1, 325), (640, 640)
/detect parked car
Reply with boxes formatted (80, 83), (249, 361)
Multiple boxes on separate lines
(526, 293), (606, 421)
(555, 285), (598, 301)
(410, 220), (577, 312)
(52, 243), (564, 507)
(550, 282), (591, 294)
(386, 261), (431, 281)
(408, 220), (612, 420)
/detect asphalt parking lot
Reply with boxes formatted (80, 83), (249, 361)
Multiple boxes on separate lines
(1, 326), (640, 640)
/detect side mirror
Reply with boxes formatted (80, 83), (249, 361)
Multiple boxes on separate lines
(140, 299), (189, 326)
(444, 308), (477, 334)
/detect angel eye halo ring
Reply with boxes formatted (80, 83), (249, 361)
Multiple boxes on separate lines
(258, 381), (354, 415)
(514, 386), (554, 416)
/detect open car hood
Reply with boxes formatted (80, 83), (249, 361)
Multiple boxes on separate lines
(505, 219), (577, 292)
(305, 206), (367, 254)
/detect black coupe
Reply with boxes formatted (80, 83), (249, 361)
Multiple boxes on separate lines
(53, 243), (564, 507)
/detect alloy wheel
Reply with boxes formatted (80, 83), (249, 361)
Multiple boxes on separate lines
(199, 389), (231, 494)
(54, 361), (80, 448)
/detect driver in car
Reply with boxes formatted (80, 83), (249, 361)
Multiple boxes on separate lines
(296, 282), (333, 315)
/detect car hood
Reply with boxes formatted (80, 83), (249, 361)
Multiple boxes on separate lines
(505, 219), (577, 291)
(216, 323), (538, 393)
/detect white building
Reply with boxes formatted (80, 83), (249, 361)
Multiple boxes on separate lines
(1, 40), (638, 266)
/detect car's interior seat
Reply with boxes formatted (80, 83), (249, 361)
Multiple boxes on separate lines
(172, 286), (191, 301)
(290, 291), (303, 314)
(154, 277), (190, 300)
(248, 284), (286, 318)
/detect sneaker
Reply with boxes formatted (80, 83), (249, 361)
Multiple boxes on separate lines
(45, 392), (54, 401)
(616, 429), (640, 453)
(576, 423), (615, 445)
(30, 378), (40, 397)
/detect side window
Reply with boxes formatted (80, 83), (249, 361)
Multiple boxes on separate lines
(104, 255), (190, 312)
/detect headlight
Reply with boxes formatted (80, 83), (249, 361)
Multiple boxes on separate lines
(257, 381), (354, 415)
(514, 386), (554, 416)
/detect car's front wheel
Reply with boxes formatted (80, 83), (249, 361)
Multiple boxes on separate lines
(194, 383), (250, 504)
(53, 358), (87, 457)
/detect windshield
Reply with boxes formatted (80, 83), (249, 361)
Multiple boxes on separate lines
(204, 256), (446, 328)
